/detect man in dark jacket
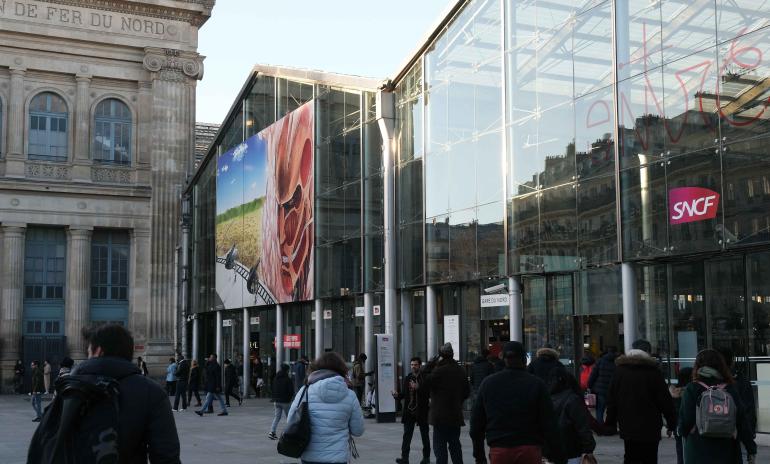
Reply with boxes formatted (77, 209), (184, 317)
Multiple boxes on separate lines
(605, 340), (676, 464)
(187, 360), (202, 407)
(172, 353), (190, 412)
(718, 347), (757, 437)
(392, 357), (430, 464)
(223, 359), (241, 407)
(30, 360), (45, 421)
(195, 354), (228, 416)
(470, 341), (566, 464)
(268, 363), (295, 439)
(588, 347), (618, 425)
(291, 354), (309, 392)
(470, 349), (494, 408)
(71, 324), (180, 463)
(422, 343), (470, 464)
(527, 346), (562, 382)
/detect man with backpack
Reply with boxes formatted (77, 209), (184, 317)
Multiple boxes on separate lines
(173, 353), (191, 412)
(27, 323), (180, 463)
(605, 340), (676, 464)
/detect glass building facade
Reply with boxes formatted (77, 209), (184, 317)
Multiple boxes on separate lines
(186, 1), (770, 431)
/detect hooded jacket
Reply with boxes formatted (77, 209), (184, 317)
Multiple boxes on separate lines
(287, 369), (364, 463)
(605, 350), (676, 442)
(527, 348), (562, 382)
(72, 356), (180, 464)
(588, 351), (618, 397)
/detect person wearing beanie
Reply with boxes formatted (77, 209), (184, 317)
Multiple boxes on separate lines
(605, 340), (676, 464)
(470, 341), (566, 464)
(421, 343), (470, 464)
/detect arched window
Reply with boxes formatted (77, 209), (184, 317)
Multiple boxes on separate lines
(29, 92), (68, 161)
(93, 99), (131, 164)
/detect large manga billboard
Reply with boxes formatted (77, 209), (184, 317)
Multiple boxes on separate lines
(215, 101), (314, 308)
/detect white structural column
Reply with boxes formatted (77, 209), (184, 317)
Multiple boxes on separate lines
(1, 225), (26, 386)
(400, 291), (412, 376)
(363, 293), (374, 397)
(377, 91), (397, 337)
(621, 262), (638, 353)
(192, 316), (199, 361)
(426, 285), (438, 359)
(215, 311), (222, 363)
(276, 304), (284, 367)
(7, 67), (25, 158)
(242, 307), (249, 397)
(65, 227), (92, 361)
(143, 48), (203, 366)
(508, 276), (523, 342)
(314, 299), (323, 359)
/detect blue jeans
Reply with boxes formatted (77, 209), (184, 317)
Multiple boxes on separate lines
(433, 424), (463, 464)
(31, 393), (43, 418)
(199, 391), (227, 413)
(271, 402), (290, 433)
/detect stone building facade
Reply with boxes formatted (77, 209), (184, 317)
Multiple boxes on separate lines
(0, 0), (213, 389)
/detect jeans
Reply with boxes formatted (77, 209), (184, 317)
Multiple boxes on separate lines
(199, 391), (228, 413)
(595, 394), (607, 425)
(173, 381), (188, 410)
(489, 446), (541, 464)
(433, 424), (463, 464)
(624, 439), (659, 464)
(31, 393), (43, 418)
(401, 418), (431, 460)
(567, 458), (582, 464)
(271, 402), (290, 433)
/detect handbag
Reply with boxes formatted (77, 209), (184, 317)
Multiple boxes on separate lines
(277, 383), (311, 458)
(581, 453), (598, 464)
(584, 392), (597, 408)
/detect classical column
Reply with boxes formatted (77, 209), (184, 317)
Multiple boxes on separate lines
(426, 285), (438, 359)
(7, 67), (25, 158)
(142, 48), (203, 361)
(1, 225), (26, 389)
(508, 276), (523, 342)
(314, 299), (323, 359)
(622, 262), (638, 353)
(129, 229), (151, 359)
(65, 227), (92, 361)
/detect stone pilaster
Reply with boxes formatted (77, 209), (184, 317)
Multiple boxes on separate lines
(72, 75), (93, 182)
(142, 48), (202, 368)
(129, 229), (151, 353)
(1, 225), (26, 392)
(65, 227), (92, 361)
(5, 67), (27, 178)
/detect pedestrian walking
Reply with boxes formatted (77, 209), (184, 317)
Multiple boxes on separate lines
(527, 346), (562, 382)
(14, 359), (25, 394)
(137, 356), (149, 376)
(470, 349), (494, 409)
(422, 343), (470, 464)
(30, 360), (44, 422)
(166, 357), (177, 396)
(173, 353), (190, 412)
(718, 347), (757, 438)
(267, 363), (294, 440)
(188, 359), (202, 407)
(605, 340), (676, 464)
(27, 323), (180, 463)
(195, 354), (228, 416)
(236, 354), (245, 397)
(548, 368), (596, 464)
(579, 352), (595, 392)
(392, 357), (430, 464)
(43, 360), (52, 394)
(251, 356), (264, 397)
(588, 346), (618, 425)
(351, 353), (371, 404)
(286, 352), (364, 464)
(291, 354), (309, 392)
(224, 359), (242, 407)
(669, 367), (692, 464)
(678, 349), (757, 464)
(470, 341), (565, 464)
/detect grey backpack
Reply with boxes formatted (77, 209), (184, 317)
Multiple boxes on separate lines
(695, 381), (737, 438)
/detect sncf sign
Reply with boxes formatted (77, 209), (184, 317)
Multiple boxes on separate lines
(668, 187), (720, 225)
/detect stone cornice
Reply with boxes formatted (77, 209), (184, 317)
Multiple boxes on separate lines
(143, 47), (203, 81)
(42, 0), (214, 27)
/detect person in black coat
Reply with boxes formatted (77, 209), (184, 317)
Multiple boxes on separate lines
(392, 357), (431, 464)
(172, 354), (190, 412)
(223, 359), (241, 407)
(528, 347), (562, 382)
(470, 341), (566, 464)
(268, 363), (295, 439)
(195, 354), (228, 416)
(187, 360), (202, 407)
(422, 343), (470, 464)
(718, 347), (757, 438)
(605, 340), (676, 464)
(67, 324), (180, 463)
(588, 347), (618, 425)
(548, 368), (596, 462)
(470, 349), (494, 408)
(14, 360), (25, 394)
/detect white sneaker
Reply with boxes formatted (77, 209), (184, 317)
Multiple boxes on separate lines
(172, 409), (179, 412)
(181, 409), (186, 412)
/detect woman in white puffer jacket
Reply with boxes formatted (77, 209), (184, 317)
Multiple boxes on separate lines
(287, 352), (365, 464)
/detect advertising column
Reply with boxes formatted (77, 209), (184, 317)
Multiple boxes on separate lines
(375, 334), (396, 422)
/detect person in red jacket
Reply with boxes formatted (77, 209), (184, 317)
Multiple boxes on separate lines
(579, 353), (595, 392)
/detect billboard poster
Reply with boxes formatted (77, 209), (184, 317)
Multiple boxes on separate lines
(216, 101), (314, 308)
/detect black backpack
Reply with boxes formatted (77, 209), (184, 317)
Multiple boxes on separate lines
(28, 374), (122, 464)
(277, 382), (311, 458)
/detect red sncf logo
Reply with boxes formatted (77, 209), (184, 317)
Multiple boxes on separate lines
(668, 187), (720, 225)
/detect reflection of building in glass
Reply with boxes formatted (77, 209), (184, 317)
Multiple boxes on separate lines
(183, 0), (770, 432)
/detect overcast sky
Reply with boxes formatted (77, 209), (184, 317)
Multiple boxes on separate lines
(196, 0), (452, 124)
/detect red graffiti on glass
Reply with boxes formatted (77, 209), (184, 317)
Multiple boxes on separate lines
(668, 187), (720, 225)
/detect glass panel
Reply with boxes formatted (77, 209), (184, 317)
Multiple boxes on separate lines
(449, 208), (477, 282)
(425, 151), (450, 218)
(722, 138), (770, 247)
(616, 0), (663, 81)
(245, 75), (275, 137)
(575, 266), (623, 316)
(661, 0), (717, 65)
(396, 62), (423, 163)
(508, 191), (540, 274)
(399, 221), (424, 287)
(708, 257), (748, 356)
(426, 214), (450, 283)
(671, 262), (706, 368)
(636, 264), (671, 370)
(540, 183), (578, 272)
(477, 202), (505, 278)
(617, 68), (667, 170)
(748, 252), (770, 432)
(575, 85), (615, 180)
(523, 276), (547, 356)
(716, 0), (770, 44)
(573, 2), (614, 96)
(577, 174), (617, 265)
(548, 274), (575, 369)
(620, 161), (669, 258)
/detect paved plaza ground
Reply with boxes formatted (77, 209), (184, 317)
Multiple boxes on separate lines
(2, 394), (769, 463)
